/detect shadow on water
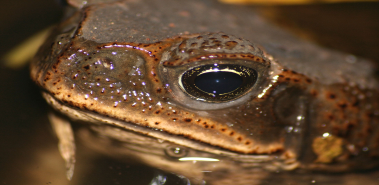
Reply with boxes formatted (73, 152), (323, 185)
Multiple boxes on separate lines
(1, 0), (379, 184)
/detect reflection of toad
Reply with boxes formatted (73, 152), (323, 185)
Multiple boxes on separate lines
(312, 135), (343, 163)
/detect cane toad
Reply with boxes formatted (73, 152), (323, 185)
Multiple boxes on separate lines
(30, 0), (379, 183)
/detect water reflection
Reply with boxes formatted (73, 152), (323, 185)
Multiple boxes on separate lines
(150, 171), (192, 185)
(150, 173), (167, 185)
(72, 124), (379, 185)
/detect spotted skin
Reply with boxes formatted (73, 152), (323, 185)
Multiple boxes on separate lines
(31, 0), (379, 183)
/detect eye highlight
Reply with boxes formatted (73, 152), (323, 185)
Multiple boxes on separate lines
(179, 64), (258, 102)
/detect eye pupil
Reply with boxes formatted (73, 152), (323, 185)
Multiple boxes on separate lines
(180, 64), (257, 102)
(194, 71), (243, 95)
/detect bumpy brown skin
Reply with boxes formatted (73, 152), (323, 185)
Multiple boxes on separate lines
(31, 0), (379, 181)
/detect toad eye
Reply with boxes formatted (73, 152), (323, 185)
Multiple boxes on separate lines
(179, 64), (258, 102)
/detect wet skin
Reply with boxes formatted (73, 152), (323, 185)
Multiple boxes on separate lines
(30, 0), (379, 184)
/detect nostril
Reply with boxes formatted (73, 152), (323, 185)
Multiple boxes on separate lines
(164, 146), (189, 159)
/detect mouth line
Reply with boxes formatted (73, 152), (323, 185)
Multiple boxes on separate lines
(42, 91), (279, 163)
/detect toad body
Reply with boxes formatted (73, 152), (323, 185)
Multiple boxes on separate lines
(30, 0), (379, 184)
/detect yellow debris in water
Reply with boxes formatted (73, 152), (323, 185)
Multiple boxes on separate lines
(3, 26), (53, 69)
(220, 0), (378, 5)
